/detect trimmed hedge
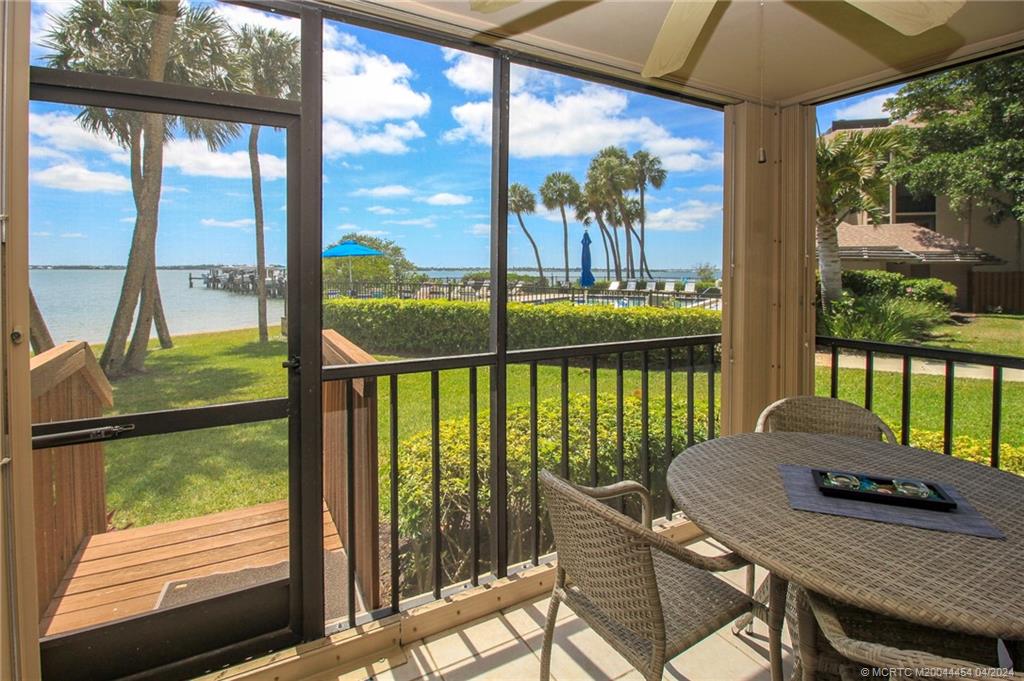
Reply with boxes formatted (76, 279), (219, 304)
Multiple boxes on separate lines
(384, 393), (715, 596)
(322, 299), (721, 356)
(842, 270), (956, 307)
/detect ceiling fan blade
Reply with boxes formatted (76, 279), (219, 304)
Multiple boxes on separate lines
(641, 0), (717, 79)
(469, 0), (522, 13)
(845, 0), (965, 36)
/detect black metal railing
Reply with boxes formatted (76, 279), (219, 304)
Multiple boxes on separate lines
(323, 280), (721, 309)
(320, 333), (721, 628)
(816, 336), (1024, 467)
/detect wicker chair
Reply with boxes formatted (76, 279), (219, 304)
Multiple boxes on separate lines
(755, 395), (897, 444)
(539, 470), (760, 681)
(789, 585), (1022, 680)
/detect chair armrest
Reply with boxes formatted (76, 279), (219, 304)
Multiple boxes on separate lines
(804, 590), (1003, 675)
(566, 477), (747, 572)
(568, 479), (653, 529)
(643, 529), (749, 572)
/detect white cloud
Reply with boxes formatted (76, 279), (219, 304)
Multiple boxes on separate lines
(357, 230), (389, 237)
(466, 223), (490, 236)
(697, 184), (723, 193)
(351, 184), (412, 198)
(31, 231), (52, 237)
(201, 218), (255, 229)
(422, 192), (472, 206)
(446, 85), (721, 171)
(30, 111), (129, 163)
(119, 216), (136, 223)
(60, 232), (86, 239)
(367, 205), (400, 215)
(337, 222), (360, 231)
(441, 48), (493, 94)
(31, 163), (131, 193)
(164, 139), (286, 180)
(645, 200), (721, 232)
(214, 2), (299, 37)
(834, 93), (892, 121)
(319, 31), (430, 157)
(323, 120), (424, 156)
(384, 217), (436, 228)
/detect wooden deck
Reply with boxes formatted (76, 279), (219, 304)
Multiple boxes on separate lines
(41, 500), (342, 637)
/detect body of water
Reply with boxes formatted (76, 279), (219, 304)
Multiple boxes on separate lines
(31, 269), (286, 345)
(31, 266), (720, 344)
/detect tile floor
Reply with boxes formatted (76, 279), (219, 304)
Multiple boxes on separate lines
(330, 541), (795, 681)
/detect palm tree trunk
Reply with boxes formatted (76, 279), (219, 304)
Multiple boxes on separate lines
(249, 124), (269, 343)
(596, 224), (611, 280)
(817, 221), (844, 311)
(28, 288), (55, 354)
(99, 2), (176, 377)
(559, 205), (569, 286)
(151, 264), (172, 349)
(638, 188), (653, 279)
(516, 213), (545, 284)
(617, 199), (635, 278)
(125, 264), (157, 371)
(595, 215), (618, 281)
(609, 223), (622, 281)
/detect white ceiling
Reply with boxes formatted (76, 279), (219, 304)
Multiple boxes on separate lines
(350, 0), (1024, 105)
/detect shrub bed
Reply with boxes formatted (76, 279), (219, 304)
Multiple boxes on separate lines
(842, 270), (956, 307)
(323, 299), (721, 356)
(385, 393), (715, 596)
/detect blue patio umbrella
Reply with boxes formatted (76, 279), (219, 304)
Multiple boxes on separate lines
(322, 239), (384, 289)
(579, 230), (596, 288)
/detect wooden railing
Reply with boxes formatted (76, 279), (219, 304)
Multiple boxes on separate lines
(30, 341), (113, 614)
(321, 330), (380, 611)
(971, 270), (1023, 313)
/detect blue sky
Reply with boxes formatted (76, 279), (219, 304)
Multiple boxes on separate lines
(27, 1), (896, 273)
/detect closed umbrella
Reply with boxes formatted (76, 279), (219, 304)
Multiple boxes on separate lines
(322, 239), (383, 291)
(579, 230), (596, 288)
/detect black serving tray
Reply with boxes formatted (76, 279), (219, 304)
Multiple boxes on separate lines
(811, 469), (958, 512)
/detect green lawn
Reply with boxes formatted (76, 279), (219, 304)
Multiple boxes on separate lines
(100, 328), (1022, 527)
(925, 313), (1024, 357)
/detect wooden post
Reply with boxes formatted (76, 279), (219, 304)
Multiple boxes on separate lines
(1, 1), (43, 675)
(322, 330), (380, 610)
(721, 103), (816, 435)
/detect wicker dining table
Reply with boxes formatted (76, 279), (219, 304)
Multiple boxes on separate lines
(666, 432), (1024, 680)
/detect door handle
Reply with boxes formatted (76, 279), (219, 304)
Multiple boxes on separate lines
(282, 356), (300, 372)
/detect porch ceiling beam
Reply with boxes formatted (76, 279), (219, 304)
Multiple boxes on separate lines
(641, 0), (717, 79)
(845, 0), (966, 37)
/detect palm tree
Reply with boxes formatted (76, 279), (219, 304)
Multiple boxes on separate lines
(508, 183), (545, 284)
(632, 150), (666, 279)
(816, 129), (900, 310)
(46, 0), (239, 376)
(236, 25), (300, 343)
(582, 167), (622, 280)
(575, 186), (616, 281)
(538, 172), (581, 285)
(591, 147), (639, 278)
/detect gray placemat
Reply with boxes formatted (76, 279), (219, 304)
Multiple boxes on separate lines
(778, 464), (1005, 540)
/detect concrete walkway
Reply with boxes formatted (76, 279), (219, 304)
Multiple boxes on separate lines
(815, 352), (1024, 382)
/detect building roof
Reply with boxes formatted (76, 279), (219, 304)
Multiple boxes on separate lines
(837, 222), (1003, 265)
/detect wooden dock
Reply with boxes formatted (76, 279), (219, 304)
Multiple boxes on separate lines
(41, 500), (341, 637)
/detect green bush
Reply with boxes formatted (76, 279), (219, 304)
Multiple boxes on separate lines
(909, 429), (1023, 474)
(322, 299), (721, 356)
(385, 393), (715, 596)
(819, 294), (948, 343)
(842, 270), (906, 298)
(904, 278), (957, 307)
(841, 270), (956, 308)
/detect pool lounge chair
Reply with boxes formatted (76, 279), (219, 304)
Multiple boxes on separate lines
(683, 281), (697, 295)
(607, 281), (621, 292)
(624, 280), (638, 292)
(662, 281), (676, 293)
